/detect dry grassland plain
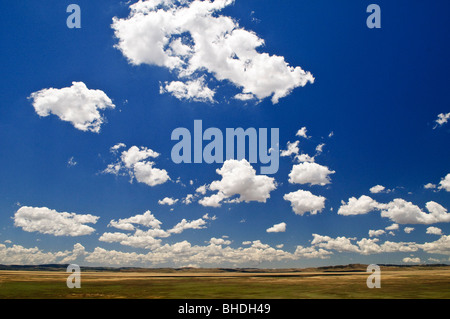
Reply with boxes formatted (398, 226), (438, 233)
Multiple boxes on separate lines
(0, 266), (449, 299)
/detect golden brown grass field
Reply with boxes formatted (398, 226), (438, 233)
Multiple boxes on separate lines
(0, 265), (449, 299)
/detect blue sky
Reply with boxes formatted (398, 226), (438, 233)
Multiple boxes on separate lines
(0, 0), (449, 268)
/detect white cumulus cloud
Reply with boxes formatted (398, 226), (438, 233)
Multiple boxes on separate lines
(160, 77), (215, 102)
(338, 196), (450, 225)
(434, 112), (450, 128)
(199, 159), (276, 207)
(385, 223), (399, 231)
(283, 189), (326, 216)
(288, 162), (335, 186)
(439, 173), (450, 192)
(369, 229), (385, 237)
(195, 185), (208, 195)
(315, 143), (325, 155)
(426, 226), (443, 236)
(168, 218), (207, 234)
(0, 243), (86, 265)
(209, 237), (231, 245)
(295, 153), (315, 163)
(280, 141), (299, 157)
(158, 197), (179, 206)
(108, 210), (163, 231)
(29, 82), (115, 133)
(420, 235), (450, 255)
(266, 222), (286, 233)
(296, 127), (309, 139)
(370, 185), (386, 194)
(101, 212), (211, 249)
(338, 195), (380, 216)
(112, 0), (314, 104)
(104, 145), (170, 187)
(14, 206), (99, 236)
(403, 257), (421, 263)
(424, 183), (436, 190)
(380, 199), (450, 224)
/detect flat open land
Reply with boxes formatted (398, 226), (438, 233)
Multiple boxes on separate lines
(1, 266), (449, 299)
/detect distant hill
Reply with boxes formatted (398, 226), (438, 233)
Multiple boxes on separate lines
(0, 263), (449, 272)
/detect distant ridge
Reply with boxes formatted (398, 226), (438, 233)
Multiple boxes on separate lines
(0, 263), (448, 272)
